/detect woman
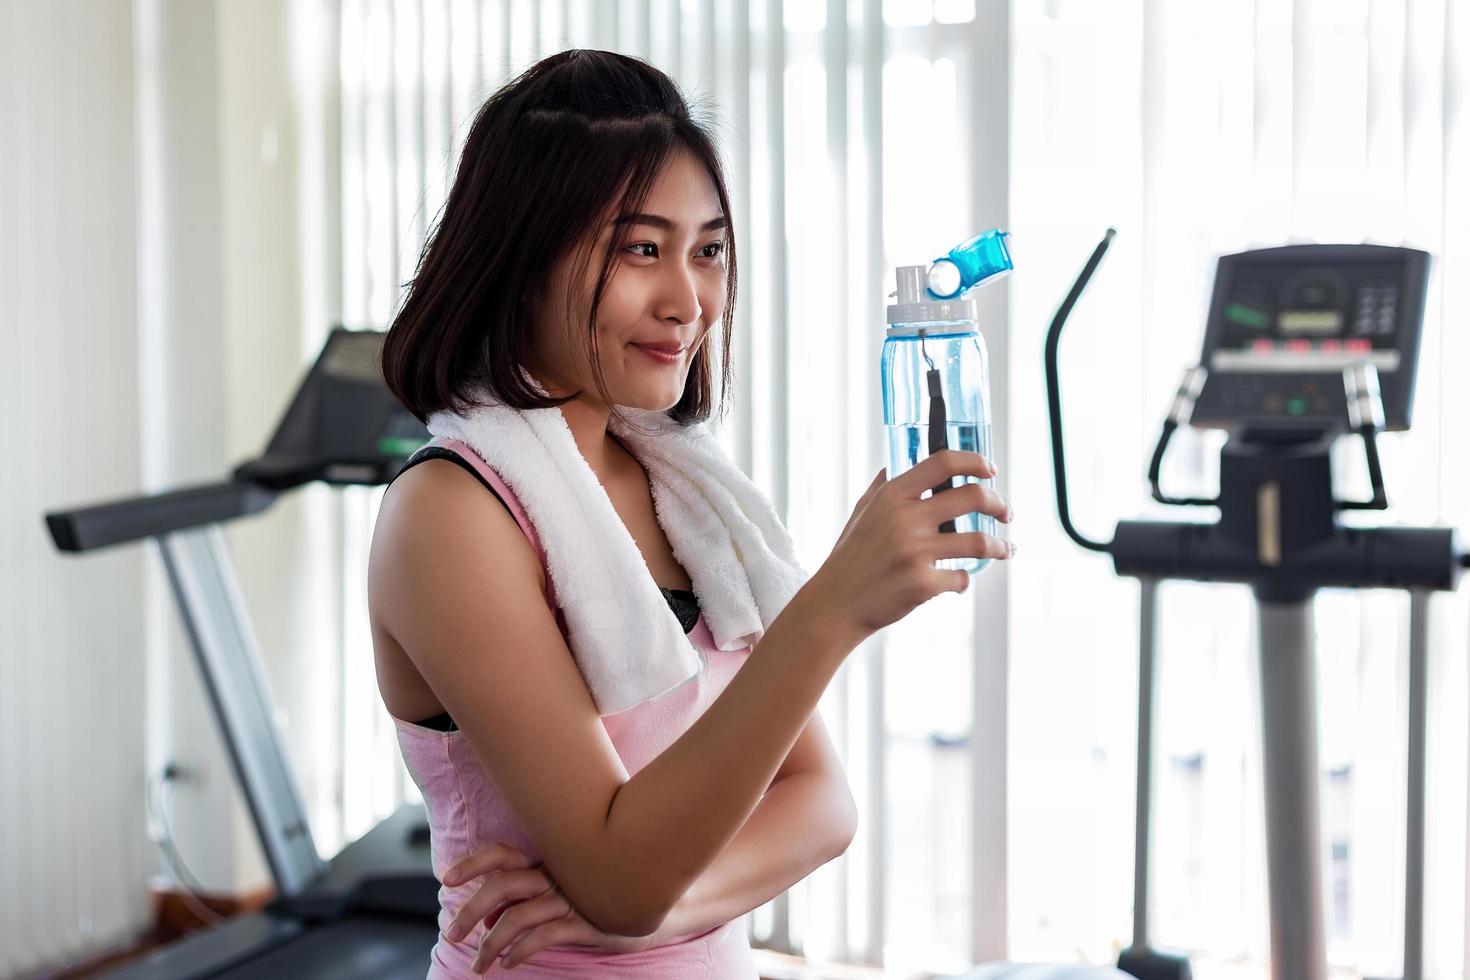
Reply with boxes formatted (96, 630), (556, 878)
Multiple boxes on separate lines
(369, 49), (1012, 977)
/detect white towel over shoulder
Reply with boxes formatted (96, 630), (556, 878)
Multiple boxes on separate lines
(426, 395), (810, 715)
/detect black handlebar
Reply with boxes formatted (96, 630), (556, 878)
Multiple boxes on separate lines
(46, 481), (277, 553)
(1044, 228), (1117, 554)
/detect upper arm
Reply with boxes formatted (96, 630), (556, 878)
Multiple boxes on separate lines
(369, 461), (644, 933)
(772, 711), (858, 845)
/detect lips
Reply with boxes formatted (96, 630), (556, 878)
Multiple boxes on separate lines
(631, 341), (687, 366)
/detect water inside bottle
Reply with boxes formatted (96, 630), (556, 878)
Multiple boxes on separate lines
(885, 420), (995, 573)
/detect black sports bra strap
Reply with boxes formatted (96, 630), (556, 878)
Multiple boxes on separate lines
(390, 445), (514, 518)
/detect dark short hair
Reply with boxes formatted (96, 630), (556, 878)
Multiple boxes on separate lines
(380, 49), (737, 428)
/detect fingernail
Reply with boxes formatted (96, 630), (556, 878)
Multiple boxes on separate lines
(1005, 508), (1014, 523)
(446, 925), (462, 942)
(1008, 541), (1018, 557)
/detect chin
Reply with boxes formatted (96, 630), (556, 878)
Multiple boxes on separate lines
(612, 380), (686, 413)
(629, 390), (685, 412)
(605, 363), (672, 407)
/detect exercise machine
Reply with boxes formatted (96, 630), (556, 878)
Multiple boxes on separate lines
(47, 328), (439, 978)
(1045, 233), (1466, 980)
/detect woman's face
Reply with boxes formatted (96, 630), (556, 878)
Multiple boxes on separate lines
(529, 149), (728, 412)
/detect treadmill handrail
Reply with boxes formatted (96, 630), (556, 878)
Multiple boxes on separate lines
(45, 479), (277, 553)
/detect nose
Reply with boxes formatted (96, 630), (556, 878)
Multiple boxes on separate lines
(653, 258), (701, 328)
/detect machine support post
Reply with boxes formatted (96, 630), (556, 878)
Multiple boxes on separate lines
(1130, 578), (1160, 952)
(1404, 590), (1429, 980)
(1257, 599), (1328, 980)
(157, 527), (327, 898)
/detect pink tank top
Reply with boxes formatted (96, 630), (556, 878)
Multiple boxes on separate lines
(390, 437), (757, 979)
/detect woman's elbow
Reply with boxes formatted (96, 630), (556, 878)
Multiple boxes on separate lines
(578, 896), (664, 939)
(826, 783), (859, 861)
(574, 878), (674, 939)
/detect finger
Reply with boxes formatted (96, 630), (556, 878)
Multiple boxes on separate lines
(927, 567), (972, 597)
(501, 917), (584, 968)
(474, 891), (571, 973)
(918, 480), (1010, 524)
(929, 531), (1016, 562)
(890, 449), (996, 498)
(445, 868), (554, 943)
(442, 842), (533, 887)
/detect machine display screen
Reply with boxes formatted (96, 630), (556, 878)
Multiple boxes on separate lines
(1208, 261), (1407, 376)
(1193, 245), (1428, 431)
(246, 329), (430, 489)
(322, 330), (387, 382)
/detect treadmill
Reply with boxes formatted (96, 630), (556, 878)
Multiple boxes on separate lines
(46, 328), (442, 978)
(1044, 236), (1468, 980)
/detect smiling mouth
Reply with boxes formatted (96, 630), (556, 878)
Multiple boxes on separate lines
(631, 342), (687, 363)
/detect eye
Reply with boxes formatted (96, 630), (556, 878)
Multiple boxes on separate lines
(699, 240), (727, 261)
(625, 242), (657, 258)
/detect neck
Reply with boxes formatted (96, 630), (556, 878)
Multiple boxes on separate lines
(530, 370), (621, 472)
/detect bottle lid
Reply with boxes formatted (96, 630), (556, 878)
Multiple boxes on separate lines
(926, 230), (1013, 300)
(885, 229), (1012, 326)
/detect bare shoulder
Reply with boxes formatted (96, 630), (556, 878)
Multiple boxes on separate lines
(368, 458), (551, 721)
(369, 457), (546, 633)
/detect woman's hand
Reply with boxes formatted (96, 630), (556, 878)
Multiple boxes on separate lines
(806, 450), (1012, 646)
(441, 843), (659, 972)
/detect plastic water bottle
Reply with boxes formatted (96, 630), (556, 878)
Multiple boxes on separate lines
(880, 230), (1011, 574)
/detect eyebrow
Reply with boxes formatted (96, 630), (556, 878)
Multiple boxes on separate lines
(613, 213), (729, 233)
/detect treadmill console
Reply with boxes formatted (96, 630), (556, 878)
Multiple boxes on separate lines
(1191, 244), (1430, 431)
(234, 328), (431, 490)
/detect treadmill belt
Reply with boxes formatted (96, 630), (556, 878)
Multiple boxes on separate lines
(214, 917), (439, 980)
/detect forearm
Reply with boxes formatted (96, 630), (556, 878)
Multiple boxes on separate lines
(652, 769), (857, 941)
(598, 584), (858, 930)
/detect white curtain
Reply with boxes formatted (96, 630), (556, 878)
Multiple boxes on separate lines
(1009, 1), (1470, 977)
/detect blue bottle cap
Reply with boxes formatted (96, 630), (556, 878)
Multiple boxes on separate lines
(926, 229), (1012, 299)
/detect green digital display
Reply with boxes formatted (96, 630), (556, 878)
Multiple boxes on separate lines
(1225, 302), (1271, 329)
(378, 435), (429, 457)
